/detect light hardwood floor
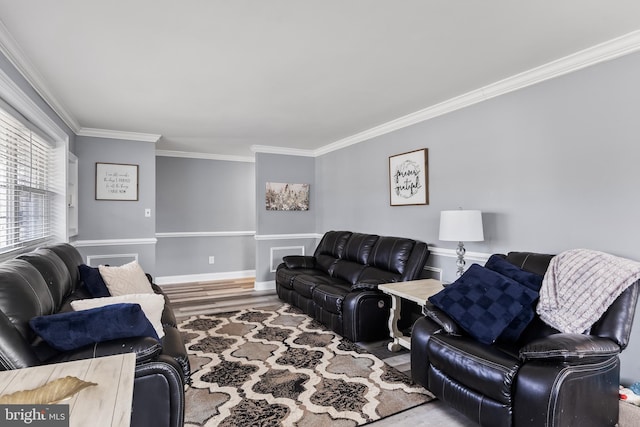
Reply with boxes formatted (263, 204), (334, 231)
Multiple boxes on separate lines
(160, 280), (476, 426)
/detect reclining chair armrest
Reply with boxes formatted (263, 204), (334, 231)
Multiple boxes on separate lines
(133, 358), (185, 427)
(48, 336), (163, 365)
(283, 255), (316, 269)
(520, 333), (620, 362)
(422, 301), (464, 335)
(351, 279), (387, 291)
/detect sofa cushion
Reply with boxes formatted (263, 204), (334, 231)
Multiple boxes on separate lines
(71, 293), (166, 339)
(369, 237), (415, 275)
(332, 260), (367, 285)
(505, 252), (554, 276)
(312, 283), (351, 315)
(358, 266), (400, 284)
(0, 260), (55, 342)
(429, 264), (538, 344)
(427, 332), (521, 405)
(99, 261), (155, 296)
(18, 249), (73, 310)
(315, 254), (339, 275)
(343, 233), (379, 264)
(485, 255), (544, 292)
(292, 274), (331, 298)
(30, 303), (159, 351)
(314, 231), (352, 259)
(78, 264), (111, 297)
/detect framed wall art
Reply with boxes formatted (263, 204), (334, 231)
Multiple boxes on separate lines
(266, 182), (309, 211)
(389, 148), (428, 206)
(95, 162), (139, 201)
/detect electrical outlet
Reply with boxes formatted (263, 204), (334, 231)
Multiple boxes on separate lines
(208, 256), (215, 264)
(144, 208), (151, 218)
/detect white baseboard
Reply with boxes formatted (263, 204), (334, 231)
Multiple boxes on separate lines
(254, 280), (276, 291)
(155, 270), (255, 285)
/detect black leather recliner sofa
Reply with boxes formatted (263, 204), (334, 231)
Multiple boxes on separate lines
(411, 251), (639, 427)
(275, 230), (430, 342)
(0, 243), (188, 427)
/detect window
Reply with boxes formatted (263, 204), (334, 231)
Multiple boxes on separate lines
(0, 105), (54, 254)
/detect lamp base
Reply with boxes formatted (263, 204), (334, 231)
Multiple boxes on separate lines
(455, 241), (466, 277)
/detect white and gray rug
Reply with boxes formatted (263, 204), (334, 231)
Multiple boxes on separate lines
(179, 303), (434, 426)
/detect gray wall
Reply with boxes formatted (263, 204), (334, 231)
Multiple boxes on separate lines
(155, 156), (255, 277)
(255, 153), (316, 284)
(74, 136), (157, 273)
(315, 50), (640, 383)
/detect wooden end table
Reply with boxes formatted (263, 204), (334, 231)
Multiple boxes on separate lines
(379, 279), (443, 352)
(0, 353), (136, 427)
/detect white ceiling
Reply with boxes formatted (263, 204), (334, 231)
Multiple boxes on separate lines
(1, 1), (640, 158)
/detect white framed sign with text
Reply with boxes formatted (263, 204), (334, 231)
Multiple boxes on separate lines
(95, 162), (139, 201)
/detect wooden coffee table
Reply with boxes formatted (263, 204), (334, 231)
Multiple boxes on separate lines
(379, 279), (443, 351)
(0, 353), (135, 427)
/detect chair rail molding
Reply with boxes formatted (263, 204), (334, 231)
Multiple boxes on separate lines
(73, 238), (158, 247)
(156, 231), (255, 238)
(254, 233), (323, 241)
(427, 246), (491, 264)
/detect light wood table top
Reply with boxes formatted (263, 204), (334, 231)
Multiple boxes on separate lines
(0, 353), (136, 427)
(379, 279), (444, 305)
(379, 279), (444, 351)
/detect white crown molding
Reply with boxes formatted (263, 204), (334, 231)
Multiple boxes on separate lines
(156, 231), (255, 238)
(314, 30), (640, 157)
(155, 270), (256, 286)
(73, 238), (158, 247)
(428, 245), (491, 263)
(155, 149), (255, 163)
(0, 19), (80, 133)
(0, 66), (68, 143)
(254, 233), (323, 241)
(77, 127), (161, 143)
(251, 145), (316, 157)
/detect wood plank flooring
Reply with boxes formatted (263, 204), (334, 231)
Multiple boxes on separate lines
(160, 279), (476, 426)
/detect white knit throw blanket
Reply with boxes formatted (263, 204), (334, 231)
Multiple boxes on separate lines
(537, 249), (640, 333)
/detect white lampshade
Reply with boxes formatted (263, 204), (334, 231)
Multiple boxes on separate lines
(439, 210), (484, 242)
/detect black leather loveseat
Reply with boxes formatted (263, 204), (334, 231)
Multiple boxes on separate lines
(0, 243), (188, 427)
(411, 251), (639, 427)
(276, 230), (430, 342)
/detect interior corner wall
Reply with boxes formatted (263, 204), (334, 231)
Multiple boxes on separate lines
(155, 156), (255, 280)
(316, 50), (640, 383)
(254, 153), (317, 285)
(74, 136), (157, 274)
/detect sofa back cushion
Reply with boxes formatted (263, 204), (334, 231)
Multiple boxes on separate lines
(368, 237), (415, 275)
(343, 233), (379, 264)
(40, 243), (84, 292)
(0, 259), (55, 369)
(331, 260), (366, 285)
(504, 251), (640, 349)
(18, 249), (73, 310)
(314, 231), (352, 259)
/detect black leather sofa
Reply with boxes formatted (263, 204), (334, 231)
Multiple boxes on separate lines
(411, 251), (639, 427)
(275, 230), (430, 342)
(0, 243), (188, 427)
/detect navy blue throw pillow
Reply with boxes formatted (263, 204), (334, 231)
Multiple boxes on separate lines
(429, 264), (538, 344)
(78, 264), (111, 297)
(484, 255), (543, 292)
(30, 303), (159, 351)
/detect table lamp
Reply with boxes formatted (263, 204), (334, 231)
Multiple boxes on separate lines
(439, 209), (484, 277)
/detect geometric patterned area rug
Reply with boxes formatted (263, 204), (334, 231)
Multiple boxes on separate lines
(179, 303), (434, 426)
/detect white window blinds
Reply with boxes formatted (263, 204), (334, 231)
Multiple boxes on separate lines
(0, 105), (53, 253)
